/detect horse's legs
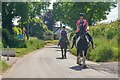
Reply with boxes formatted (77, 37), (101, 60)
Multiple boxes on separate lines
(83, 50), (87, 68)
(61, 48), (64, 58)
(76, 49), (79, 64)
(76, 50), (81, 65)
(64, 47), (67, 59)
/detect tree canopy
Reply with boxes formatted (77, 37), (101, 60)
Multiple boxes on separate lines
(52, 2), (117, 30)
(2, 2), (50, 34)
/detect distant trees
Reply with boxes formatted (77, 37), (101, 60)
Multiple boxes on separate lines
(42, 10), (54, 31)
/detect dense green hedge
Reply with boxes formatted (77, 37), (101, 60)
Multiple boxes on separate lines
(69, 20), (119, 62)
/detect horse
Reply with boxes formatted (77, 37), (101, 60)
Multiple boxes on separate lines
(59, 37), (69, 59)
(75, 26), (90, 68)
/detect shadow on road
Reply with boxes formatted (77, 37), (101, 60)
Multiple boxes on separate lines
(69, 65), (82, 71)
(56, 57), (67, 60)
(46, 46), (60, 49)
(55, 49), (70, 52)
(69, 65), (88, 71)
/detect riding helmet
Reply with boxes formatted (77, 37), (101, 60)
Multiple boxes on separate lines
(62, 26), (66, 28)
(80, 13), (84, 16)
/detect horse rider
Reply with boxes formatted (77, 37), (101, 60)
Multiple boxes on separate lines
(71, 13), (95, 49)
(58, 26), (69, 46)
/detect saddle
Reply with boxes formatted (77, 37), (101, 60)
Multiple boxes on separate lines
(60, 37), (69, 44)
(76, 32), (90, 46)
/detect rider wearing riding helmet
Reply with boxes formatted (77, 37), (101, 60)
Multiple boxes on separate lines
(71, 13), (95, 49)
(58, 26), (69, 46)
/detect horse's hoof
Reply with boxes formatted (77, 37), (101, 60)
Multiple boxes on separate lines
(83, 65), (88, 68)
(64, 57), (67, 59)
(65, 57), (67, 59)
(79, 64), (82, 66)
(76, 62), (81, 65)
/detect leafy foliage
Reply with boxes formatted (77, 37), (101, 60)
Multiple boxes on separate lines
(29, 18), (53, 40)
(52, 2), (117, 30)
(15, 38), (44, 57)
(42, 10), (54, 31)
(2, 2), (51, 47)
(2, 29), (26, 48)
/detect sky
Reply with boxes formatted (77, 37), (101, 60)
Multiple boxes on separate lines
(100, 3), (118, 23)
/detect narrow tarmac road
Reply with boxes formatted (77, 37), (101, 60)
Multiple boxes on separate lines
(2, 45), (118, 78)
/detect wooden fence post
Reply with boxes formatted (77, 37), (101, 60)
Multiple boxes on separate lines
(7, 46), (9, 61)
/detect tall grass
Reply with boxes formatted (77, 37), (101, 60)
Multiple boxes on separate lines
(0, 61), (10, 74)
(88, 36), (118, 62)
(14, 38), (44, 57)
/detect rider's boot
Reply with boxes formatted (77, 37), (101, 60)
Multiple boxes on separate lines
(71, 39), (75, 49)
(71, 36), (76, 49)
(91, 40), (95, 49)
(57, 42), (60, 46)
(87, 33), (95, 49)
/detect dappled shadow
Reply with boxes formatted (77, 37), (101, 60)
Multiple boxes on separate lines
(69, 65), (82, 71)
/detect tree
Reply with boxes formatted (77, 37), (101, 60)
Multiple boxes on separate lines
(52, 2), (117, 30)
(2, 2), (50, 34)
(42, 10), (54, 31)
(2, 2), (50, 47)
(2, 2), (29, 34)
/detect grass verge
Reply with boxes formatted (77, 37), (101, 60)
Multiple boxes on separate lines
(14, 38), (45, 57)
(0, 61), (10, 74)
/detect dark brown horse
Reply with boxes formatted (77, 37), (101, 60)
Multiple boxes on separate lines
(59, 37), (69, 59)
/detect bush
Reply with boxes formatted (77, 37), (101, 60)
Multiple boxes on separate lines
(88, 36), (118, 62)
(12, 26), (22, 37)
(44, 30), (54, 40)
(45, 40), (58, 46)
(105, 26), (118, 39)
(90, 44), (113, 62)
(90, 20), (118, 39)
(15, 38), (44, 57)
(2, 29), (27, 48)
(29, 18), (50, 40)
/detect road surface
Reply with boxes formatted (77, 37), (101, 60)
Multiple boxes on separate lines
(2, 45), (118, 78)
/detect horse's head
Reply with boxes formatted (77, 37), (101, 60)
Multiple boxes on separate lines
(79, 26), (86, 35)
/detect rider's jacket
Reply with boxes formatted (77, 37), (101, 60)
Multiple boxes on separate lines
(60, 30), (67, 37)
(76, 19), (89, 33)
